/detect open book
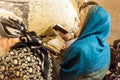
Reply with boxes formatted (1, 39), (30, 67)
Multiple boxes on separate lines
(43, 36), (66, 56)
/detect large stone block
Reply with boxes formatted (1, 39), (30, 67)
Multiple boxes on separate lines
(28, 0), (79, 35)
(0, 0), (79, 36)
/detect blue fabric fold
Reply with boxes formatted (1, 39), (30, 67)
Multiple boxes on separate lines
(60, 5), (111, 80)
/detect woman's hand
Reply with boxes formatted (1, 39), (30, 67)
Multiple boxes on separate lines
(58, 31), (74, 41)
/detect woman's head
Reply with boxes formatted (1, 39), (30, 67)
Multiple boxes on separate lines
(0, 8), (25, 38)
(78, 5), (111, 40)
(0, 9), (43, 52)
(0, 9), (26, 52)
(78, 1), (99, 27)
(0, 17), (26, 38)
(76, 1), (98, 37)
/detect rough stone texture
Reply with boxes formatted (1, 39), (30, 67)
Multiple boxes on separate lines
(28, 0), (79, 35)
(0, 0), (29, 25)
(0, 0), (79, 36)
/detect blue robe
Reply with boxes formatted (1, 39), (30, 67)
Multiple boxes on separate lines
(60, 5), (111, 79)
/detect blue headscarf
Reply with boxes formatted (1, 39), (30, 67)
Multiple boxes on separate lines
(60, 5), (111, 79)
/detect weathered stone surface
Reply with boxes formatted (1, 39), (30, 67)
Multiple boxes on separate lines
(0, 0), (29, 25)
(28, 0), (79, 35)
(0, 0), (79, 36)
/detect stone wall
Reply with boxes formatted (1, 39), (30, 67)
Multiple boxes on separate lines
(0, 0), (29, 25)
(28, 0), (79, 35)
(0, 0), (79, 36)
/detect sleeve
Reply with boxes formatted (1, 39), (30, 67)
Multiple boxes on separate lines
(59, 45), (85, 80)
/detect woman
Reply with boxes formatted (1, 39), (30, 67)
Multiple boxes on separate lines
(0, 16), (53, 80)
(59, 2), (111, 80)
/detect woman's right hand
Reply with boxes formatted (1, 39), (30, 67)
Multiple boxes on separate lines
(58, 31), (74, 41)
